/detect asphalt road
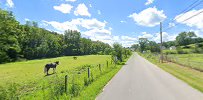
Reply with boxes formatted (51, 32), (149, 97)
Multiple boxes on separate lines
(96, 53), (203, 100)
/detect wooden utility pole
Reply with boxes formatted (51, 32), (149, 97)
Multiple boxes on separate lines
(160, 22), (163, 63)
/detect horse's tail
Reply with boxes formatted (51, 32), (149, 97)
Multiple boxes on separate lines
(44, 66), (47, 73)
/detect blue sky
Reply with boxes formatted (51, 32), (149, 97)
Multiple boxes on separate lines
(0, 0), (203, 47)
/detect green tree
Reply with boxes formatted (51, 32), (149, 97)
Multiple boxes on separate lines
(64, 30), (81, 55)
(112, 43), (123, 62)
(139, 38), (148, 52)
(176, 31), (197, 46)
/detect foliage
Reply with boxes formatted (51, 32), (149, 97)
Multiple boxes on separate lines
(176, 47), (190, 54)
(163, 50), (177, 54)
(0, 9), (112, 63)
(138, 38), (148, 52)
(176, 31), (197, 46)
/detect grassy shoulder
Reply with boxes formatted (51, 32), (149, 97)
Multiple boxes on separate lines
(72, 57), (130, 100)
(74, 64), (123, 100)
(138, 52), (203, 93)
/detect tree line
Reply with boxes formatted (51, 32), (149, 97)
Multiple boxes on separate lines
(131, 31), (203, 53)
(0, 9), (130, 64)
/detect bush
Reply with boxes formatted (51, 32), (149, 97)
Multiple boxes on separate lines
(163, 50), (177, 54)
(182, 45), (191, 49)
(196, 43), (203, 48)
(176, 47), (190, 54)
(192, 45), (203, 53)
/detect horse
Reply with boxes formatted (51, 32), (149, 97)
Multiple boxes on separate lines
(44, 61), (59, 75)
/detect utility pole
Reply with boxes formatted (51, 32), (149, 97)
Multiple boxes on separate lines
(160, 22), (163, 63)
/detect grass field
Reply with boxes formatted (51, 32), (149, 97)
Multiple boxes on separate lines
(0, 55), (130, 99)
(139, 52), (203, 93)
(164, 54), (203, 71)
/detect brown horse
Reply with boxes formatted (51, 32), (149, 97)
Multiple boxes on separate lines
(44, 61), (59, 75)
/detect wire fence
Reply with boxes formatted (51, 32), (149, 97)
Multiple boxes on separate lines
(162, 54), (203, 72)
(1, 55), (130, 100)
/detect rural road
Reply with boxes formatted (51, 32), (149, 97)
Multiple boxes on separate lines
(96, 53), (203, 100)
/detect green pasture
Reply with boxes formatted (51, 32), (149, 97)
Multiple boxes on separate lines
(0, 55), (131, 99)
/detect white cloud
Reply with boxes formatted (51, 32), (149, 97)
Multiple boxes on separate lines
(145, 0), (154, 5)
(109, 27), (113, 31)
(89, 4), (92, 8)
(65, 0), (76, 2)
(138, 32), (153, 39)
(175, 9), (203, 30)
(169, 23), (175, 27)
(121, 36), (137, 41)
(24, 18), (30, 21)
(74, 3), (91, 17)
(42, 20), (79, 32)
(89, 35), (137, 47)
(79, 18), (106, 29)
(97, 10), (101, 15)
(120, 20), (127, 23)
(53, 3), (73, 14)
(189, 29), (203, 37)
(6, 0), (14, 8)
(129, 7), (166, 27)
(153, 32), (177, 42)
(42, 18), (137, 47)
(83, 28), (111, 37)
(42, 18), (109, 34)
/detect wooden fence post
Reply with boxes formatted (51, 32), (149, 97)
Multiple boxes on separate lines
(99, 64), (102, 73)
(88, 67), (90, 78)
(65, 75), (68, 93)
(106, 61), (108, 68)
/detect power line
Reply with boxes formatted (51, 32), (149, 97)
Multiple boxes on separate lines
(163, 9), (203, 31)
(162, 0), (203, 29)
(174, 0), (203, 21)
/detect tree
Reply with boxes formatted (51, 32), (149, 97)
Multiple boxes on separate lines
(131, 44), (139, 51)
(139, 38), (148, 52)
(147, 41), (160, 52)
(64, 30), (81, 56)
(0, 8), (114, 63)
(112, 43), (123, 62)
(176, 31), (197, 46)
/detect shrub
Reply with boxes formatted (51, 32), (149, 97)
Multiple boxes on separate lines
(192, 45), (203, 53)
(163, 50), (177, 54)
(196, 43), (203, 48)
(176, 47), (190, 54)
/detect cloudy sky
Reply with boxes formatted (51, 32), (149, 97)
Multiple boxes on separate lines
(0, 0), (203, 47)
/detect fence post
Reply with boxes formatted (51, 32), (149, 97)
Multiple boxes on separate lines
(99, 64), (102, 73)
(106, 60), (108, 68)
(65, 75), (68, 93)
(88, 67), (90, 78)
(187, 58), (190, 67)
